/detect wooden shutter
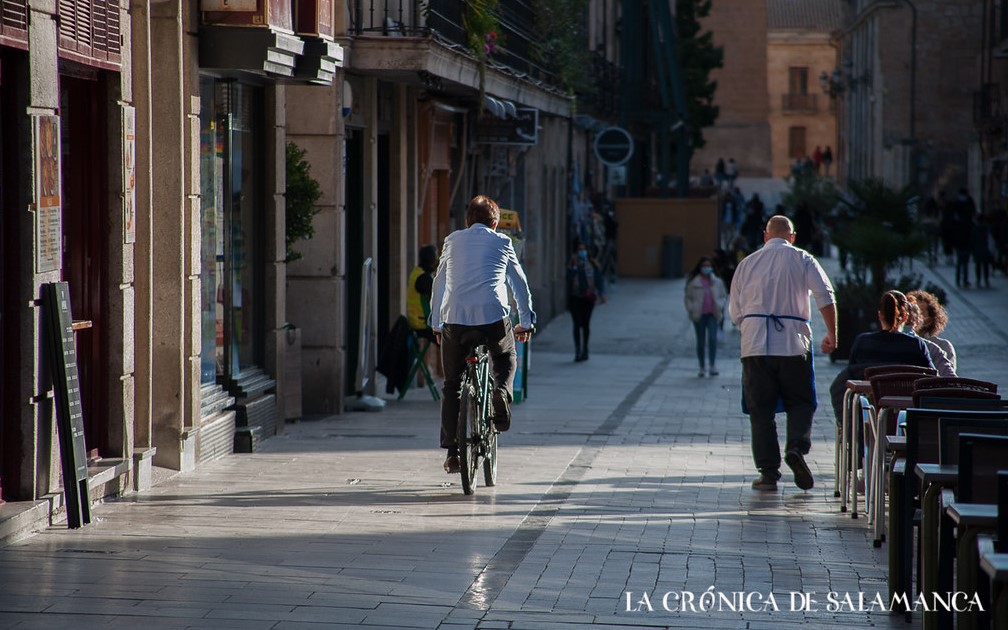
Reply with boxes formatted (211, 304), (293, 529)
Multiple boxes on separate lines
(0, 0), (29, 47)
(58, 0), (121, 69)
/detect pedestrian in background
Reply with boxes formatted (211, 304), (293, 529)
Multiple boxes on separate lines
(715, 158), (726, 189)
(725, 158), (738, 187)
(567, 239), (606, 362)
(729, 215), (837, 492)
(953, 188), (976, 287)
(406, 244), (439, 339)
(822, 146), (833, 176)
(972, 213), (994, 288)
(685, 256), (727, 377)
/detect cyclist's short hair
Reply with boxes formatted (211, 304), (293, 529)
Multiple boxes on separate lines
(465, 195), (500, 228)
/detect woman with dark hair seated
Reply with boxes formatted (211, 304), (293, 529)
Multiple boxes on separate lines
(829, 290), (935, 427)
(908, 289), (956, 373)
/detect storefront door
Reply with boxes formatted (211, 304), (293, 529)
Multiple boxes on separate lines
(60, 73), (109, 456)
(198, 77), (265, 388)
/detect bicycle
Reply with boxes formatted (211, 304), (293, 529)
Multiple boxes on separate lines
(456, 331), (497, 495)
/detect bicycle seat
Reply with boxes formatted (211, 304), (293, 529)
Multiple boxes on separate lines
(459, 330), (488, 349)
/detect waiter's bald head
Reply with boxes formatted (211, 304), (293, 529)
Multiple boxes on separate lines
(765, 215), (795, 241)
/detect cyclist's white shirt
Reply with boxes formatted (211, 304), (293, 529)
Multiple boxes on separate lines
(429, 224), (535, 330)
(728, 238), (835, 358)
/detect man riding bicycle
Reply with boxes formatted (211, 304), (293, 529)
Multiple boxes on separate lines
(429, 195), (535, 474)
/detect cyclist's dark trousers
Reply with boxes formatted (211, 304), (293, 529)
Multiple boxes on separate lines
(439, 318), (516, 449)
(741, 354), (815, 475)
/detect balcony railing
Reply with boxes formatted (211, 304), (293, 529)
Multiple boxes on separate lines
(349, 0), (559, 88)
(782, 92), (819, 114)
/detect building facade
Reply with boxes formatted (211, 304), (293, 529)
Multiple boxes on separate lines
(2, 0), (634, 533)
(835, 0), (983, 193)
(286, 2), (612, 414)
(767, 0), (842, 178)
(691, 0), (772, 179)
(0, 0), (339, 530)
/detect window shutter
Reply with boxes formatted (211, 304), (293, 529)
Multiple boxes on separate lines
(1, 0), (28, 31)
(58, 0), (121, 68)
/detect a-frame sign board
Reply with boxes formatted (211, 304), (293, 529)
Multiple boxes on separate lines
(42, 282), (91, 529)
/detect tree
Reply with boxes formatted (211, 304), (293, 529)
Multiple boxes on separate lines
(833, 177), (929, 296)
(285, 142), (322, 263)
(676, 0), (722, 149)
(531, 0), (590, 95)
(782, 171), (839, 220)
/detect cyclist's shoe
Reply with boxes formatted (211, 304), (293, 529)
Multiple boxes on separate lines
(443, 454), (461, 474)
(492, 388), (511, 432)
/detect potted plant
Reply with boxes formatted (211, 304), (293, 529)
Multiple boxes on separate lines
(829, 177), (931, 360)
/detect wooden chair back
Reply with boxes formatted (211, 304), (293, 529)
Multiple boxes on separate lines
(958, 434), (1008, 503)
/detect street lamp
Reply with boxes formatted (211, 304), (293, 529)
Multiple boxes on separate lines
(820, 68), (845, 97)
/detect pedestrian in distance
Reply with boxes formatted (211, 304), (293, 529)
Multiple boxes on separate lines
(729, 215), (838, 492)
(406, 244), (439, 340)
(725, 157), (738, 187)
(684, 256), (727, 377)
(429, 195), (535, 474)
(822, 146), (833, 176)
(972, 213), (994, 288)
(953, 188), (976, 287)
(714, 157), (726, 189)
(567, 239), (606, 362)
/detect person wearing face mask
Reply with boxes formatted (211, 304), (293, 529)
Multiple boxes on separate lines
(684, 256), (728, 377)
(567, 239), (606, 362)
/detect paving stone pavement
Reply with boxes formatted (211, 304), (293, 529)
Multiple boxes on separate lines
(0, 255), (1005, 629)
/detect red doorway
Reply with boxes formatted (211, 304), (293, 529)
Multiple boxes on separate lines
(59, 72), (109, 457)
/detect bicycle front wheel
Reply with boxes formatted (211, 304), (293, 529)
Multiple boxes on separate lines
(483, 423), (497, 486)
(457, 385), (480, 495)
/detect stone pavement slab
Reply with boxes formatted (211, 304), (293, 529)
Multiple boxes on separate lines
(0, 254), (1005, 629)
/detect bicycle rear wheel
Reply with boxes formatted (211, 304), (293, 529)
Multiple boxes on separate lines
(457, 385), (480, 495)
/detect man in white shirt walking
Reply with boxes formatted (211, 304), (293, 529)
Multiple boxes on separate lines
(729, 215), (838, 491)
(429, 195), (535, 474)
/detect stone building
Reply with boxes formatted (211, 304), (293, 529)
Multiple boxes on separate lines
(767, 0), (842, 178)
(691, 0), (773, 179)
(0, 0), (631, 539)
(0, 0), (340, 538)
(836, 0), (983, 192)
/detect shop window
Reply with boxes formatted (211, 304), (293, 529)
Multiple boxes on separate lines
(198, 77), (265, 383)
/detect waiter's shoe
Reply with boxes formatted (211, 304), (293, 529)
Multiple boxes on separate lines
(785, 450), (814, 490)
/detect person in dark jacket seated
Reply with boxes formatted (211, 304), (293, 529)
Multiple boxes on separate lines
(830, 289), (935, 438)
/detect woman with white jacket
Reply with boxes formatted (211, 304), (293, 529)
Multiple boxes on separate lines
(684, 256), (728, 376)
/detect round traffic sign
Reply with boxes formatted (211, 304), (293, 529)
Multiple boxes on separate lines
(594, 126), (634, 166)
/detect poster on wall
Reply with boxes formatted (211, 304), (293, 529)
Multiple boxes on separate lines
(34, 115), (62, 273)
(122, 105), (136, 244)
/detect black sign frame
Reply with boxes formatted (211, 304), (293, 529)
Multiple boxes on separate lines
(42, 282), (91, 529)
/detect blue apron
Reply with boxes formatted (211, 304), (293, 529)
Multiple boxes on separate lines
(739, 313), (816, 414)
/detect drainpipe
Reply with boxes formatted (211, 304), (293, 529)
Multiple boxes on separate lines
(899, 0), (917, 141)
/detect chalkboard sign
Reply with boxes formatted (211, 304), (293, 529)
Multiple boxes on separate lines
(42, 282), (91, 529)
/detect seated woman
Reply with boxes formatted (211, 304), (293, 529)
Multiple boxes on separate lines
(908, 289), (957, 373)
(905, 296), (955, 376)
(830, 289), (936, 427)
